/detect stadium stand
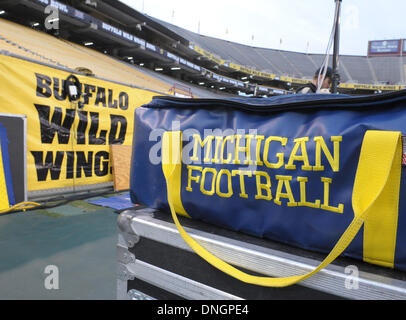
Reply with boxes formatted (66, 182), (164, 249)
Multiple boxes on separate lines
(0, 0), (404, 96)
(0, 18), (171, 92)
(340, 55), (375, 84)
(0, 18), (230, 99)
(369, 56), (403, 85)
(154, 17), (406, 90)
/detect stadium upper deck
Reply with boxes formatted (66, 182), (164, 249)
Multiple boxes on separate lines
(157, 17), (406, 86)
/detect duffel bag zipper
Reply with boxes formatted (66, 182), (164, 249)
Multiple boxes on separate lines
(147, 89), (406, 113)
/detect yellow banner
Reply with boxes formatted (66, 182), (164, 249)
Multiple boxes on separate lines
(339, 83), (405, 91)
(228, 62), (276, 80)
(0, 54), (157, 191)
(193, 45), (225, 65)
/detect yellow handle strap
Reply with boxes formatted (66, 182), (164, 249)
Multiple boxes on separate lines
(0, 138), (10, 211)
(162, 130), (401, 287)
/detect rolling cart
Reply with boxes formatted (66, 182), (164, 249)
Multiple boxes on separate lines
(117, 208), (406, 300)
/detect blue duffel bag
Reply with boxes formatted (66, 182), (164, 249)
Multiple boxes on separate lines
(130, 91), (406, 286)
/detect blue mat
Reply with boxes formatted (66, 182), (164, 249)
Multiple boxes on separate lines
(87, 193), (135, 210)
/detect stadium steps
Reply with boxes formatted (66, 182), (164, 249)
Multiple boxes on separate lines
(340, 56), (374, 84)
(207, 38), (247, 65)
(366, 58), (378, 84)
(306, 54), (320, 70)
(278, 51), (304, 78)
(227, 42), (268, 71)
(0, 34), (63, 67)
(337, 60), (353, 84)
(284, 51), (327, 79)
(251, 47), (282, 74)
(259, 49), (298, 77)
(369, 56), (402, 84)
(400, 56), (405, 84)
(0, 18), (188, 95)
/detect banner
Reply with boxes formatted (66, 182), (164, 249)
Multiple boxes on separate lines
(0, 54), (156, 191)
(368, 40), (401, 56)
(338, 82), (404, 91)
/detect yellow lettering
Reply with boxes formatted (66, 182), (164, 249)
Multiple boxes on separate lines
(297, 176), (320, 208)
(232, 170), (252, 199)
(285, 137), (312, 171)
(233, 134), (254, 165)
(216, 169), (233, 198)
(253, 171), (272, 200)
(274, 175), (297, 207)
(200, 167), (217, 196)
(220, 135), (234, 164)
(186, 165), (202, 192)
(320, 177), (344, 213)
(313, 136), (342, 172)
(263, 136), (288, 169)
(191, 134), (214, 163)
(255, 135), (265, 166)
(212, 136), (223, 164)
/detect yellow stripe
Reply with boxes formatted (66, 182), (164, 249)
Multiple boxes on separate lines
(0, 137), (10, 210)
(162, 131), (190, 218)
(355, 131), (401, 267)
(162, 130), (401, 286)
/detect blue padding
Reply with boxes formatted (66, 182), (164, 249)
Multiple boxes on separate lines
(0, 123), (15, 206)
(87, 193), (133, 210)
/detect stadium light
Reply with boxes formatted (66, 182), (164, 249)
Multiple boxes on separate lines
(198, 82), (205, 85)
(84, 42), (94, 46)
(241, 77), (248, 80)
(219, 87), (226, 90)
(155, 68), (163, 71)
(32, 22), (40, 27)
(171, 67), (181, 70)
(0, 10), (5, 15)
(139, 63), (145, 66)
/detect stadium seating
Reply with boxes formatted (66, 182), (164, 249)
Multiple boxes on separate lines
(369, 56), (403, 84)
(340, 56), (375, 84)
(0, 18), (175, 94)
(155, 17), (405, 86)
(2, 10), (403, 96)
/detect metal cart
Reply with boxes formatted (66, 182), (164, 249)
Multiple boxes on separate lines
(117, 208), (406, 300)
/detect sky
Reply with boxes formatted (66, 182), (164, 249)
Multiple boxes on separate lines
(121, 0), (406, 56)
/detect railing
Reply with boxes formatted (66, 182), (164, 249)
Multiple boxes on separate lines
(168, 83), (194, 98)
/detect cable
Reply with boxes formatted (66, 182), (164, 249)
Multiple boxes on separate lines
(317, 2), (340, 93)
(0, 189), (119, 216)
(0, 201), (41, 215)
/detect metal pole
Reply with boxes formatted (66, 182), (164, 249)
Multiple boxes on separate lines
(331, 0), (342, 94)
